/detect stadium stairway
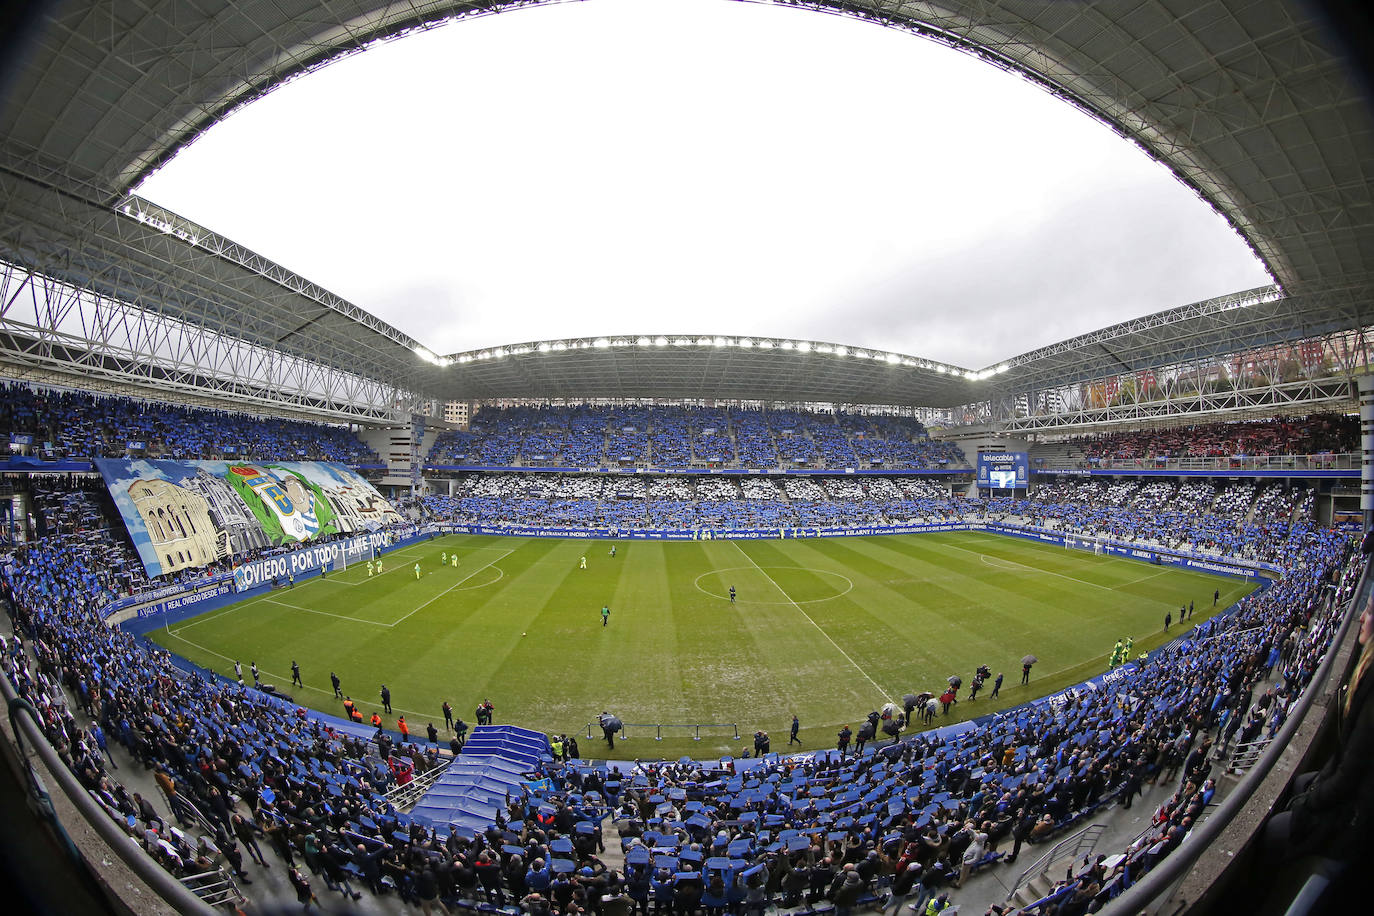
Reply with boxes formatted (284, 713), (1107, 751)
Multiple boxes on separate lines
(409, 725), (552, 836)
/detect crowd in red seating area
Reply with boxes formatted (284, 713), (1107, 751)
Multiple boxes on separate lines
(1074, 414), (1357, 461)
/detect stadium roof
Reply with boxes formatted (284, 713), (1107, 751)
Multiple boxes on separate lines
(1, 0), (1371, 410)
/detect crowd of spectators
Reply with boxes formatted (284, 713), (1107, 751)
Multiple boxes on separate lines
(423, 475), (1333, 567)
(0, 458), (1362, 915)
(987, 480), (1336, 566)
(428, 406), (965, 471)
(1062, 414), (1356, 463)
(0, 381), (381, 465)
(423, 474), (965, 531)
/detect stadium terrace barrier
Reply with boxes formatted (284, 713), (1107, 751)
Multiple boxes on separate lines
(1034, 466), (1357, 479)
(443, 522), (977, 540)
(0, 665), (217, 915)
(1034, 452), (1358, 473)
(0, 456), (95, 473)
(583, 722), (741, 742)
(425, 464), (970, 475)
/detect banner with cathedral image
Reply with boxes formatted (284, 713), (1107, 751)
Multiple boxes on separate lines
(93, 459), (403, 578)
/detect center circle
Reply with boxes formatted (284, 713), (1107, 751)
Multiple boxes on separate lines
(454, 565), (505, 590)
(693, 566), (854, 604)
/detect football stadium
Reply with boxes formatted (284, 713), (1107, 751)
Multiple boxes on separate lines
(1, 3), (1372, 916)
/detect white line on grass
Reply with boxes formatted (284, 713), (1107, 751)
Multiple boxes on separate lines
(263, 596), (392, 627)
(386, 547), (515, 628)
(1120, 569), (1171, 587)
(317, 543), (510, 586)
(153, 632), (441, 718)
(730, 541), (891, 704)
(167, 593), (276, 636)
(944, 539), (1174, 602)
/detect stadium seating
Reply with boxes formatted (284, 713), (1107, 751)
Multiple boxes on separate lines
(0, 421), (1360, 914)
(0, 381), (381, 465)
(427, 405), (964, 471)
(1038, 414), (1357, 465)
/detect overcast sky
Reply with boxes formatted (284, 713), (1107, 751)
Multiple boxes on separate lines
(136, 0), (1272, 370)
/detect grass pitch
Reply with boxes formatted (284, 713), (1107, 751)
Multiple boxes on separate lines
(151, 532), (1256, 758)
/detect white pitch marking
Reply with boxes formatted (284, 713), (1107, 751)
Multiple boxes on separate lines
(729, 541), (891, 704)
(386, 548), (515, 627)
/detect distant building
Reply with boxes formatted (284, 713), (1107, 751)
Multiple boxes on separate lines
(443, 401), (471, 428)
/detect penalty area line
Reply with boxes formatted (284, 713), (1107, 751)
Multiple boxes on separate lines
(264, 597), (392, 627)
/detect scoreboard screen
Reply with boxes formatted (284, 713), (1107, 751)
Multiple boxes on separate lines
(977, 452), (1029, 490)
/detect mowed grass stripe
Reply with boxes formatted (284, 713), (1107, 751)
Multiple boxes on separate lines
(783, 537), (1064, 694)
(729, 539), (893, 704)
(699, 540), (880, 721)
(149, 532), (1259, 757)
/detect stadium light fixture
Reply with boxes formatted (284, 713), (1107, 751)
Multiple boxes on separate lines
(885, 353), (900, 365)
(796, 342), (811, 353)
(413, 346), (450, 367)
(655, 336), (668, 346)
(595, 338), (610, 348)
(714, 337), (728, 347)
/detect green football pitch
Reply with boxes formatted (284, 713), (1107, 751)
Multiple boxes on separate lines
(150, 531), (1256, 759)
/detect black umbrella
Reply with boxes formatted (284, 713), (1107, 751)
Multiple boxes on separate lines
(902, 693), (920, 712)
(1021, 654), (1039, 666)
(947, 675), (962, 688)
(602, 715), (623, 732)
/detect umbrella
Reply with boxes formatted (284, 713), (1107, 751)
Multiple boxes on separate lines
(1021, 655), (1039, 666)
(902, 694), (920, 712)
(947, 675), (962, 688)
(602, 715), (623, 732)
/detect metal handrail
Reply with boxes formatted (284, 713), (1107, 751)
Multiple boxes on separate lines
(1225, 735), (1276, 775)
(584, 722), (741, 741)
(1004, 823), (1106, 902)
(1099, 559), (1367, 915)
(180, 866), (245, 906)
(0, 669), (216, 915)
(385, 755), (453, 810)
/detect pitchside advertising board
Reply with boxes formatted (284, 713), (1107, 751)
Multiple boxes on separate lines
(977, 452), (1029, 490)
(230, 529), (399, 592)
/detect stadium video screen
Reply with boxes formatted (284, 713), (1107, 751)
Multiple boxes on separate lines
(977, 452), (1029, 490)
(989, 469), (1017, 489)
